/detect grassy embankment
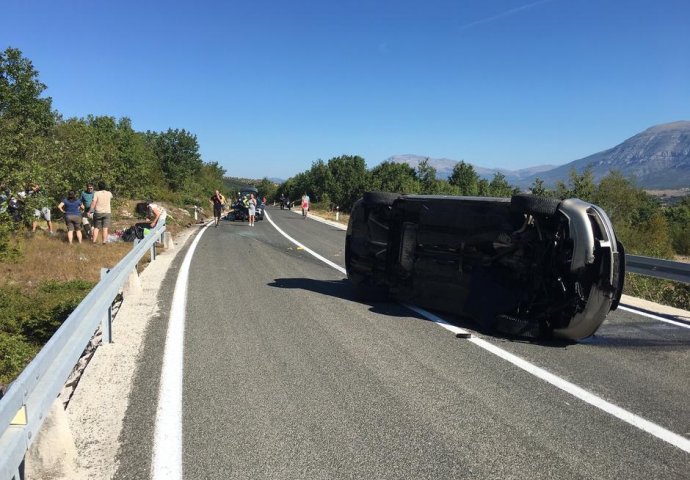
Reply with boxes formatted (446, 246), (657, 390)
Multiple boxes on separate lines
(0, 200), (194, 386)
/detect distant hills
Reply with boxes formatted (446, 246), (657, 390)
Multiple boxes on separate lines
(387, 120), (690, 189)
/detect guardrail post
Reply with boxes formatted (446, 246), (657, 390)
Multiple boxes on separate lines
(123, 269), (142, 298)
(25, 399), (78, 479)
(100, 268), (113, 344)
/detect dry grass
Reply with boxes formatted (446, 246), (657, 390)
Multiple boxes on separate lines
(308, 206), (350, 226)
(1, 232), (134, 288)
(1, 198), (190, 291)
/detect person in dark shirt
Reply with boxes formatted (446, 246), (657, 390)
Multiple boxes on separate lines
(79, 183), (95, 239)
(209, 190), (225, 227)
(58, 190), (84, 244)
(80, 183), (94, 212)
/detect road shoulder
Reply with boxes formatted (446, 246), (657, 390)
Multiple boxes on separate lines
(65, 225), (200, 479)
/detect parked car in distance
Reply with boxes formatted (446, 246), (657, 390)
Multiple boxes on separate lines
(345, 192), (625, 340)
(230, 186), (265, 221)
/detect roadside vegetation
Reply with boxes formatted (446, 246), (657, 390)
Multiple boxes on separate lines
(0, 47), (223, 385)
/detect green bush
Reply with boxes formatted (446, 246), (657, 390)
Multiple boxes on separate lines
(0, 332), (39, 385)
(624, 274), (690, 311)
(0, 279), (94, 384)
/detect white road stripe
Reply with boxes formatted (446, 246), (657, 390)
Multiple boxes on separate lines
(266, 209), (690, 454)
(619, 305), (690, 330)
(151, 222), (212, 480)
(470, 335), (690, 454)
(403, 304), (472, 338)
(264, 211), (347, 275)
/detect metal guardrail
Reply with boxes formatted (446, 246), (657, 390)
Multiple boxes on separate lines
(0, 224), (167, 480)
(626, 255), (690, 285)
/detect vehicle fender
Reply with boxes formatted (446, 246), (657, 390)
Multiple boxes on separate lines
(557, 199), (595, 271)
(553, 285), (611, 340)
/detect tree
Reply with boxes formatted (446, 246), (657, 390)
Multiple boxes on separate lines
(370, 161), (419, 194)
(326, 155), (370, 210)
(529, 177), (554, 197)
(147, 129), (203, 192)
(477, 178), (490, 196)
(307, 159), (333, 204)
(569, 166), (595, 201)
(0, 47), (56, 188)
(555, 166), (596, 201)
(488, 172), (513, 197)
(592, 171), (673, 257)
(256, 178), (278, 202)
(448, 161), (479, 196)
(0, 47), (54, 131)
(416, 158), (438, 194)
(665, 196), (690, 254)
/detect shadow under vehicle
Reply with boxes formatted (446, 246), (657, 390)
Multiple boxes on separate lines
(345, 192), (625, 340)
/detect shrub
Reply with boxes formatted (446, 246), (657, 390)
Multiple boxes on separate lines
(0, 332), (39, 385)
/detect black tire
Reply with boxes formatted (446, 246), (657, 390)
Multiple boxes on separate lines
(510, 194), (561, 217)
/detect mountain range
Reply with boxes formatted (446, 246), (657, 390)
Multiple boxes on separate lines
(387, 120), (690, 189)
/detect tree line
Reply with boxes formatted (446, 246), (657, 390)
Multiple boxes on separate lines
(275, 156), (690, 260)
(0, 47), (225, 256)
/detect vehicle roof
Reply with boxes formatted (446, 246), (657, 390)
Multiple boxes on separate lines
(239, 186), (258, 193)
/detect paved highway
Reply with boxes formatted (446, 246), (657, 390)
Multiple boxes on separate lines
(114, 206), (690, 479)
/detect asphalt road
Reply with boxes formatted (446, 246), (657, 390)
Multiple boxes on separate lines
(115, 206), (690, 479)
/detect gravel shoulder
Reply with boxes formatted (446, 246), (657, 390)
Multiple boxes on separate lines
(65, 225), (199, 479)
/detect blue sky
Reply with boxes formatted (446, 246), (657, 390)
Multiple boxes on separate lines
(3, 0), (689, 179)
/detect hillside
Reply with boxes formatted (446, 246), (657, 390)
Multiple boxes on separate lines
(522, 121), (690, 188)
(385, 121), (690, 189)
(385, 154), (556, 184)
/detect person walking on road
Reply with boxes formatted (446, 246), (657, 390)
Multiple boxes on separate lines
(248, 193), (257, 227)
(210, 190), (225, 227)
(301, 192), (310, 219)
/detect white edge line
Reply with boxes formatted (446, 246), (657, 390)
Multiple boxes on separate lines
(265, 211), (347, 275)
(403, 303), (472, 338)
(619, 305), (690, 330)
(468, 336), (690, 454)
(151, 221), (213, 480)
(265, 210), (690, 454)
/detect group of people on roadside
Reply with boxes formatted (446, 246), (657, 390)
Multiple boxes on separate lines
(0, 181), (117, 245)
(55, 181), (115, 245)
(1, 180), (168, 245)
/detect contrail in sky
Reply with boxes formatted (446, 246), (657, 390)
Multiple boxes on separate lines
(458, 0), (555, 31)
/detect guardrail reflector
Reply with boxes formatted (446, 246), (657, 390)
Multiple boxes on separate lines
(10, 406), (27, 426)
